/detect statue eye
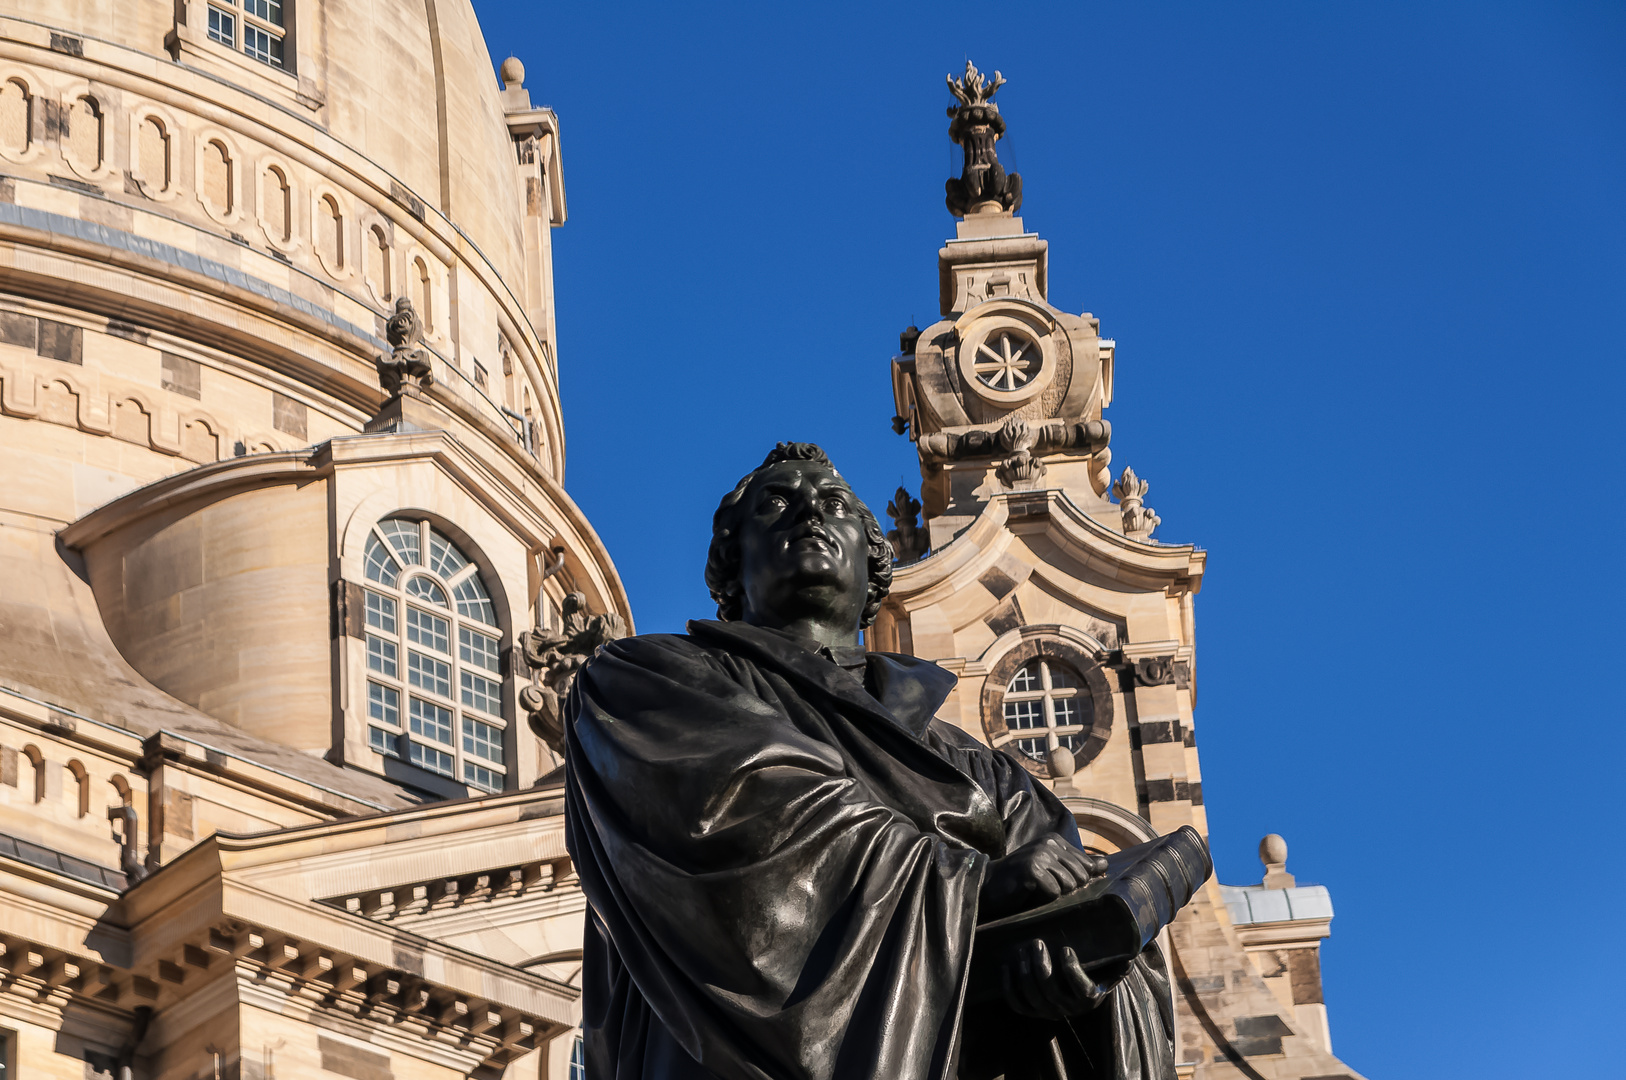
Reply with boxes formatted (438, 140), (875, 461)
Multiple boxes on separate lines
(761, 494), (788, 512)
(822, 496), (848, 515)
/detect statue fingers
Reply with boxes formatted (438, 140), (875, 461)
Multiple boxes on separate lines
(1055, 946), (1107, 1012)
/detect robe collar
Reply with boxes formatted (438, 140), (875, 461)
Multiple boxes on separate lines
(686, 620), (957, 740)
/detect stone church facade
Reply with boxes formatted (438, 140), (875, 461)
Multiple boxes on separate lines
(0, 0), (1363, 1076)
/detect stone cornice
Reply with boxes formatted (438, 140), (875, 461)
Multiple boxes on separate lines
(56, 430), (633, 632)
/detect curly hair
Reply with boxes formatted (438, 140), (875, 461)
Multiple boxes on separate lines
(705, 442), (894, 626)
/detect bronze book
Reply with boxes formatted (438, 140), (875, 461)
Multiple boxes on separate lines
(967, 825), (1212, 1002)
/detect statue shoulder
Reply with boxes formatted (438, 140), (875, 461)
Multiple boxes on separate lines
(588, 631), (730, 675)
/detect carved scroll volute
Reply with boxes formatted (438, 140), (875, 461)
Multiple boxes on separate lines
(520, 591), (627, 758)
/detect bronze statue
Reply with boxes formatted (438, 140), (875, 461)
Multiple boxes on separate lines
(563, 443), (1186, 1080)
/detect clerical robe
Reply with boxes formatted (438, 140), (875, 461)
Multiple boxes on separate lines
(563, 619), (1174, 1080)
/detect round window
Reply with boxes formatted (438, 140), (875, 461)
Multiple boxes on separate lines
(1001, 657), (1093, 763)
(972, 329), (1041, 391)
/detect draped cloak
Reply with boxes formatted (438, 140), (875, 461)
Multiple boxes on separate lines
(563, 620), (1175, 1080)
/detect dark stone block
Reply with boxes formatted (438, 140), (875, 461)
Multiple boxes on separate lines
(1230, 1035), (1283, 1057)
(1234, 1015), (1293, 1038)
(1139, 720), (1178, 744)
(161, 352), (201, 398)
(1289, 947), (1324, 1004)
(272, 391), (307, 439)
(983, 596), (1024, 637)
(978, 565), (1017, 600)
(1144, 778), (1177, 803)
(0, 311), (36, 349)
(318, 1036), (392, 1080)
(1188, 781), (1203, 806)
(49, 32), (84, 56)
(106, 320), (149, 343)
(37, 320), (82, 364)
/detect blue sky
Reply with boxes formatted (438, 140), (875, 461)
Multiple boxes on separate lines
(472, 3), (1625, 1075)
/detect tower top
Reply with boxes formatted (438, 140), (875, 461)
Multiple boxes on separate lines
(944, 61), (1023, 218)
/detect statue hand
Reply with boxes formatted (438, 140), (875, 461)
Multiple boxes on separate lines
(980, 836), (1108, 920)
(1001, 939), (1126, 1020)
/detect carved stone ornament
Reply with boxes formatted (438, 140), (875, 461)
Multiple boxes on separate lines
(519, 591), (627, 755)
(885, 486), (927, 564)
(1112, 465), (1161, 541)
(991, 417), (1046, 489)
(376, 297), (434, 395)
(919, 417), (1110, 465)
(1132, 655), (1177, 687)
(944, 61), (1023, 217)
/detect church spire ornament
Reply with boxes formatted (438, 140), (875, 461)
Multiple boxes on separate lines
(944, 61), (1023, 218)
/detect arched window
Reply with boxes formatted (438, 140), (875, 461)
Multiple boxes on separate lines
(1002, 658), (1092, 763)
(367, 225), (391, 302)
(317, 194), (343, 269)
(262, 163), (291, 242)
(68, 96), (103, 171)
(362, 517), (505, 791)
(1, 79), (32, 155)
(411, 257), (431, 330)
(138, 116), (171, 191)
(22, 744), (44, 803)
(66, 760), (90, 817)
(203, 139), (233, 214)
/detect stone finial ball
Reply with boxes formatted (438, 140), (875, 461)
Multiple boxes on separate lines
(500, 56), (525, 88)
(1048, 744), (1076, 778)
(1259, 833), (1288, 866)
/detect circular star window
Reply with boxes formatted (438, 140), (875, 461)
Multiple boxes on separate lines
(973, 330), (1040, 392)
(954, 310), (1058, 406)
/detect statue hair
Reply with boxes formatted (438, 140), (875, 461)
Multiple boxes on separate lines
(705, 442), (894, 627)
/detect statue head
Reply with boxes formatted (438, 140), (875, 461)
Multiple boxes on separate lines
(706, 443), (893, 638)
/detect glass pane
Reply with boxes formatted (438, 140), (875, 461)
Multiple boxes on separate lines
(1051, 696), (1078, 727)
(409, 697), (453, 744)
(409, 740), (454, 777)
(369, 727), (398, 757)
(367, 681), (399, 727)
(1013, 736), (1048, 762)
(453, 574), (496, 626)
(365, 591), (396, 634)
(459, 627), (500, 672)
(245, 0), (283, 25)
(379, 520), (421, 566)
(207, 7), (234, 45)
(570, 1037), (586, 1080)
(462, 717), (503, 763)
(461, 671), (501, 715)
(1003, 699), (1044, 730)
(243, 23), (282, 66)
(408, 652), (451, 697)
(366, 635), (397, 678)
(406, 607), (450, 653)
(1057, 732), (1086, 754)
(406, 576), (449, 607)
(1046, 664), (1078, 689)
(364, 534), (399, 586)
(464, 762), (501, 792)
(428, 528), (468, 578)
(1008, 663), (1041, 693)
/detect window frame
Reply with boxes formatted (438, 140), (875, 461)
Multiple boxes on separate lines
(204, 0), (290, 71)
(1001, 658), (1089, 763)
(359, 517), (508, 792)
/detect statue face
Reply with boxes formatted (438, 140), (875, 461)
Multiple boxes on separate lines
(737, 462), (869, 634)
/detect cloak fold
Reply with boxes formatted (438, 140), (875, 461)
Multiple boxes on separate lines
(564, 620), (1174, 1080)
